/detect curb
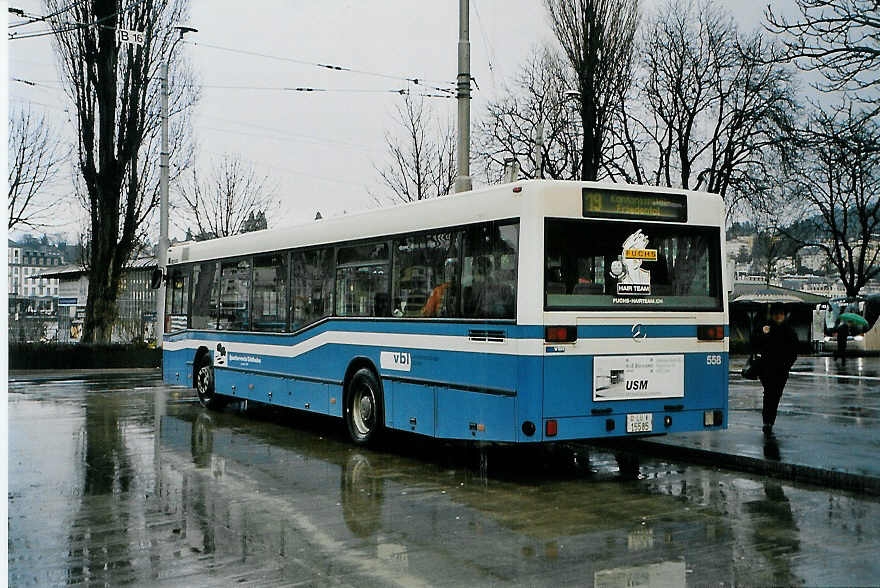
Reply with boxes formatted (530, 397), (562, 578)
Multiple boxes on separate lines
(8, 368), (162, 383)
(600, 438), (880, 496)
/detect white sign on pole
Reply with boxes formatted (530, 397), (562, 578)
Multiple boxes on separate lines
(116, 28), (145, 46)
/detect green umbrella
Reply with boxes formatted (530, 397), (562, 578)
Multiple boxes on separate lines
(838, 312), (869, 333)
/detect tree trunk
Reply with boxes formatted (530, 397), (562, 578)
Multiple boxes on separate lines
(82, 270), (120, 343)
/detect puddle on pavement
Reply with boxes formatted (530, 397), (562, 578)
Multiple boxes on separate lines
(7, 376), (880, 586)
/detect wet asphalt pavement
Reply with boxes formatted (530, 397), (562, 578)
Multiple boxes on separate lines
(8, 363), (880, 587)
(628, 355), (880, 492)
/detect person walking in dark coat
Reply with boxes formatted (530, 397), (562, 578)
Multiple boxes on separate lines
(752, 303), (799, 436)
(835, 320), (849, 365)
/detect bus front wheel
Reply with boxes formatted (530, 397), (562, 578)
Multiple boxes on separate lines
(345, 368), (383, 445)
(195, 359), (225, 410)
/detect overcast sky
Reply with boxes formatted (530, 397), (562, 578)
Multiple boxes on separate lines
(7, 0), (796, 242)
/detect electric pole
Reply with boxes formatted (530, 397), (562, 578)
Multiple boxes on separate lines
(454, 0), (472, 193)
(156, 61), (169, 346)
(155, 26), (196, 347)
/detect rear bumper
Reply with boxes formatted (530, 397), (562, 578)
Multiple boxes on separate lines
(541, 408), (726, 442)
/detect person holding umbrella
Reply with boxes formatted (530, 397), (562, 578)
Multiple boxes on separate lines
(752, 302), (799, 436)
(835, 310), (869, 363)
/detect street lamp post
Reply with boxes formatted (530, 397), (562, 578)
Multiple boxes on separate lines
(564, 90), (582, 181)
(156, 26), (197, 348)
(156, 61), (169, 347)
(535, 122), (544, 179)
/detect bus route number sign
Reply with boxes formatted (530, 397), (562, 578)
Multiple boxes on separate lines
(583, 189), (687, 222)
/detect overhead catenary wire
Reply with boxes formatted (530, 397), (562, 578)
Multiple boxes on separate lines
(9, 23), (461, 99)
(11, 77), (64, 90)
(8, 0), (149, 40)
(199, 85), (408, 93)
(9, 95), (71, 112)
(471, 0), (498, 91)
(184, 40), (457, 96)
(201, 149), (370, 189)
(197, 125), (378, 153)
(195, 83), (454, 98)
(197, 113), (376, 151)
(8, 0), (88, 29)
(12, 76), (452, 98)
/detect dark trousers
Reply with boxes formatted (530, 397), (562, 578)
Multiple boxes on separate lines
(760, 373), (788, 427)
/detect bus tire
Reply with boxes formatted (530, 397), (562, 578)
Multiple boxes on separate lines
(345, 368), (383, 445)
(195, 357), (225, 410)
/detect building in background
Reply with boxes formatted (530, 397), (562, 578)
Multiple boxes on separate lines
(9, 247), (157, 344)
(32, 257), (159, 344)
(8, 237), (69, 342)
(8, 237), (66, 314)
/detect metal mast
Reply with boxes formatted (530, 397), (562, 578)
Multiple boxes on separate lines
(454, 0), (472, 193)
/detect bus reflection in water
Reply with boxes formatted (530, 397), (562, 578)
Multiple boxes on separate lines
(157, 410), (734, 586)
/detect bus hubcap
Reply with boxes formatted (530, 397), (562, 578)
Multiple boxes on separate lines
(198, 367), (211, 397)
(359, 395), (373, 422)
(354, 387), (374, 434)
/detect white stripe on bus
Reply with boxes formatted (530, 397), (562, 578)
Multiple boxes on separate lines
(164, 333), (726, 358)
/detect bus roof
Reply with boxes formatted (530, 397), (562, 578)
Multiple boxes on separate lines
(167, 180), (724, 265)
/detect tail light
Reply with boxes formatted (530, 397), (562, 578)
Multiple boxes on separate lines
(697, 325), (724, 341)
(545, 326), (577, 343)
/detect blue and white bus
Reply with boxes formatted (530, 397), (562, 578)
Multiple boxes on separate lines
(160, 180), (729, 445)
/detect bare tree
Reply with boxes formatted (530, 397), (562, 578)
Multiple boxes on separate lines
(45, 0), (197, 343)
(7, 106), (68, 230)
(610, 0), (797, 213)
(765, 0), (880, 106)
(748, 213), (800, 286)
(779, 103), (880, 297)
(374, 93), (456, 204)
(475, 46), (583, 182)
(176, 153), (278, 240)
(544, 0), (640, 181)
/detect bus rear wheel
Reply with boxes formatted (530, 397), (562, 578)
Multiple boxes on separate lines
(345, 368), (383, 445)
(195, 359), (225, 410)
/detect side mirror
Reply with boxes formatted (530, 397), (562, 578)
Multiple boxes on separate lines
(150, 268), (164, 289)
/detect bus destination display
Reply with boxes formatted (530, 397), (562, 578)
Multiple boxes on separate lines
(582, 189), (687, 222)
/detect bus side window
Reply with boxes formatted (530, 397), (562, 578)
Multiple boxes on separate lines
(191, 261), (220, 330)
(253, 253), (287, 332)
(336, 242), (389, 318)
(291, 247), (334, 329)
(220, 259), (251, 331)
(393, 231), (460, 318)
(164, 267), (190, 331)
(336, 264), (389, 317)
(462, 222), (518, 319)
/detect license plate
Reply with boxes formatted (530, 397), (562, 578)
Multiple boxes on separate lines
(626, 413), (653, 433)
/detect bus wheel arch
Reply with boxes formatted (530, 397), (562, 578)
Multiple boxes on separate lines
(343, 359), (384, 445)
(193, 346), (211, 388)
(194, 346), (225, 410)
